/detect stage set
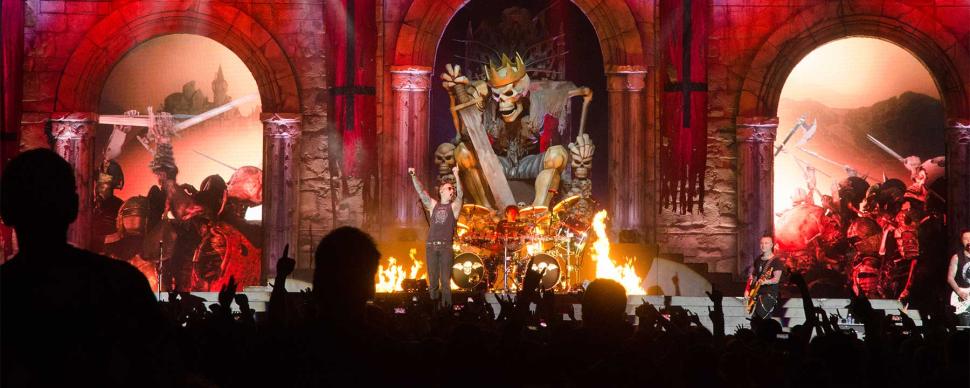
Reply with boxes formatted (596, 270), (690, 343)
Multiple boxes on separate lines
(3, 0), (970, 331)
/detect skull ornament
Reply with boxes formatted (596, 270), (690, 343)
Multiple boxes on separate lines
(454, 260), (482, 275)
(485, 53), (530, 123)
(434, 143), (457, 176)
(568, 133), (595, 179)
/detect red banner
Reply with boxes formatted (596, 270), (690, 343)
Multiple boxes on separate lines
(325, 0), (376, 177)
(2, 0), (24, 168)
(660, 0), (708, 214)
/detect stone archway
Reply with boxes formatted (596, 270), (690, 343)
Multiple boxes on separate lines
(384, 0), (649, 236)
(735, 3), (970, 272)
(50, 1), (302, 264)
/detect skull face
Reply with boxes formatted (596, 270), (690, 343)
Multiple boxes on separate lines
(490, 74), (530, 123)
(434, 143), (456, 175)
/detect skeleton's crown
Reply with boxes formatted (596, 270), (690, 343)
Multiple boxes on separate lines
(484, 53), (527, 88)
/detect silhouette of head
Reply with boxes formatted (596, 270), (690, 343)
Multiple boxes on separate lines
(1, 149), (78, 242)
(312, 227), (381, 315)
(581, 279), (627, 328)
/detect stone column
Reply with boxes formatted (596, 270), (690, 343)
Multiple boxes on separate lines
(383, 66), (431, 237)
(606, 66), (647, 240)
(735, 116), (777, 277)
(261, 113), (301, 274)
(946, 119), (970, 240)
(50, 112), (97, 249)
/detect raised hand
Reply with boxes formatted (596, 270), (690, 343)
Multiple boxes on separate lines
(705, 285), (723, 307)
(276, 244), (295, 281)
(218, 276), (237, 311)
(407, 167), (416, 176)
(440, 64), (470, 89)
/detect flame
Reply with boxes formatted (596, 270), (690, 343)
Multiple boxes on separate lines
(376, 248), (425, 293)
(590, 210), (646, 295)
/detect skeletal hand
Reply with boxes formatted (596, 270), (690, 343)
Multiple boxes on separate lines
(113, 110), (139, 134)
(568, 133), (595, 160)
(441, 64), (469, 89)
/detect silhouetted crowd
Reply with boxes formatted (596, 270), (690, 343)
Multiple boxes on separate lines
(2, 149), (968, 387)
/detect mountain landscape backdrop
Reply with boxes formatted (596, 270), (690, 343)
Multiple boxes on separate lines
(774, 92), (945, 211)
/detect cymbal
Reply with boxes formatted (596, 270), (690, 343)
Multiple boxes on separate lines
(456, 222), (470, 237)
(460, 204), (493, 218)
(519, 206), (549, 218)
(552, 195), (582, 215)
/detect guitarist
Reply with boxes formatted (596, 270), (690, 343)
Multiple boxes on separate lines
(946, 229), (970, 325)
(746, 235), (785, 319)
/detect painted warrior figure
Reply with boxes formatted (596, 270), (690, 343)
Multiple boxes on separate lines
(104, 196), (160, 291)
(142, 114), (262, 291)
(441, 53), (592, 209)
(92, 159), (124, 253)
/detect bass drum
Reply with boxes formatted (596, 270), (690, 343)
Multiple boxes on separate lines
(452, 252), (487, 290)
(523, 253), (563, 291)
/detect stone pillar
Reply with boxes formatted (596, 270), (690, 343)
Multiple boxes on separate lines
(946, 119), (970, 240)
(261, 113), (301, 273)
(383, 66), (431, 237)
(606, 66), (647, 240)
(735, 116), (777, 277)
(50, 112), (97, 249)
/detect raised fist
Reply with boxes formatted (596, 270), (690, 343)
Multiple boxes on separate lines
(407, 167), (416, 176)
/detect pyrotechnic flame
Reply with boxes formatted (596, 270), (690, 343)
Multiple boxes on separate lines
(590, 210), (645, 295)
(376, 248), (425, 293)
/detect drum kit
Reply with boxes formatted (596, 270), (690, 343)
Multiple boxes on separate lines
(451, 195), (597, 293)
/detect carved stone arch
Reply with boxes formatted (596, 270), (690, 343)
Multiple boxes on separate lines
(56, 1), (300, 113)
(394, 0), (644, 68)
(739, 2), (970, 118)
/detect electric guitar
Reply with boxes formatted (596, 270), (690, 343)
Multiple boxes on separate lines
(745, 258), (777, 314)
(951, 289), (970, 315)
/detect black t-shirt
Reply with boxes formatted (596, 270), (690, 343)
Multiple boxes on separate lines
(751, 255), (784, 295)
(0, 245), (172, 385)
(427, 202), (457, 243)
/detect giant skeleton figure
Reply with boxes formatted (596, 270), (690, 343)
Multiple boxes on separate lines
(440, 54), (592, 209)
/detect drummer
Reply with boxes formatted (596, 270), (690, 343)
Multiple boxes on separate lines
(496, 205), (522, 237)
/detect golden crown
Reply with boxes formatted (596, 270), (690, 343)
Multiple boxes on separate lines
(484, 53), (527, 87)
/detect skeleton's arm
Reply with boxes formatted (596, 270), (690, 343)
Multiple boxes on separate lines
(104, 110), (139, 161)
(441, 64), (487, 135)
(568, 87), (593, 136)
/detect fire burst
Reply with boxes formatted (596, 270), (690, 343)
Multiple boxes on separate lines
(590, 210), (646, 295)
(375, 248), (424, 293)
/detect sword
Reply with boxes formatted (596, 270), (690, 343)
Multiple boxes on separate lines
(97, 94), (258, 132)
(865, 134), (905, 162)
(192, 150), (238, 171)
